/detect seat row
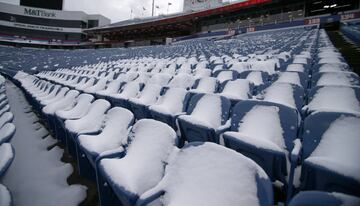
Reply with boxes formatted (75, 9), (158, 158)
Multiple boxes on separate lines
(0, 74), (16, 206)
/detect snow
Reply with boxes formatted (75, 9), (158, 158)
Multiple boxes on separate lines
(246, 71), (264, 86)
(190, 77), (217, 94)
(129, 84), (162, 106)
(179, 94), (223, 129)
(219, 79), (251, 100)
(2, 82), (87, 206)
(139, 142), (269, 206)
(262, 83), (296, 109)
(150, 88), (187, 115)
(318, 63), (348, 73)
(275, 72), (301, 87)
(109, 82), (140, 99)
(0, 184), (11, 206)
(55, 94), (94, 120)
(216, 71), (234, 83)
(78, 107), (133, 156)
(287, 64), (305, 73)
(65, 99), (110, 134)
(332, 192), (360, 206)
(42, 90), (79, 115)
(226, 105), (285, 152)
(167, 74), (195, 89)
(0, 123), (16, 144)
(0, 112), (14, 128)
(306, 86), (360, 114)
(0, 143), (13, 173)
(100, 119), (176, 196)
(316, 72), (359, 87)
(306, 116), (360, 182)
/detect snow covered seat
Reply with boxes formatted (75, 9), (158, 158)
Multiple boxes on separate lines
(0, 104), (10, 117)
(288, 191), (360, 206)
(177, 94), (231, 144)
(165, 74), (195, 89)
(229, 61), (250, 73)
(128, 84), (163, 119)
(107, 82), (142, 109)
(313, 63), (350, 74)
(177, 63), (192, 74)
(0, 94), (6, 103)
(311, 72), (360, 88)
(223, 100), (300, 183)
(0, 184), (12, 206)
(240, 71), (270, 88)
(190, 77), (218, 95)
(76, 77), (97, 92)
(213, 70), (239, 83)
(39, 87), (70, 108)
(132, 73), (152, 84)
(286, 64), (307, 73)
(0, 123), (16, 145)
(274, 72), (308, 89)
(0, 143), (14, 178)
(303, 86), (360, 115)
(162, 63), (177, 75)
(149, 88), (190, 130)
(70, 77), (88, 89)
(0, 98), (9, 111)
(250, 60), (278, 75)
(300, 112), (360, 196)
(146, 73), (172, 87)
(258, 83), (304, 112)
(77, 107), (134, 180)
(94, 79), (124, 99)
(217, 79), (253, 105)
(136, 142), (273, 206)
(34, 84), (61, 103)
(96, 119), (177, 206)
(193, 68), (212, 78)
(0, 112), (14, 129)
(64, 99), (111, 157)
(83, 78), (108, 94)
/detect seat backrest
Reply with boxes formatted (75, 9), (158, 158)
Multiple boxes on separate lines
(135, 84), (163, 104)
(192, 77), (218, 93)
(218, 79), (253, 100)
(154, 88), (189, 114)
(186, 94), (231, 128)
(231, 100), (299, 152)
(120, 82), (142, 97)
(0, 112), (14, 128)
(136, 142), (273, 206)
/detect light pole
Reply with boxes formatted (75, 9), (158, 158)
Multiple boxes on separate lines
(167, 2), (172, 15)
(152, 0), (155, 17)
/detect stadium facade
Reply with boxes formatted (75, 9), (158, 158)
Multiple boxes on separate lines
(0, 2), (110, 44)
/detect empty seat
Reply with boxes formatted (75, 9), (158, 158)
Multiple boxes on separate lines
(311, 72), (360, 88)
(213, 70), (238, 83)
(217, 79), (253, 105)
(149, 88), (190, 130)
(223, 100), (300, 183)
(0, 112), (14, 129)
(64, 99), (111, 157)
(274, 72), (308, 89)
(288, 191), (360, 206)
(0, 143), (15, 178)
(0, 123), (16, 145)
(96, 119), (177, 206)
(190, 77), (218, 95)
(240, 71), (269, 87)
(300, 112), (360, 196)
(166, 74), (195, 89)
(108, 82), (142, 109)
(77, 107), (134, 180)
(136, 142), (273, 206)
(178, 94), (231, 143)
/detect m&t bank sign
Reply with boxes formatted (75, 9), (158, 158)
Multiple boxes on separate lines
(24, 8), (56, 18)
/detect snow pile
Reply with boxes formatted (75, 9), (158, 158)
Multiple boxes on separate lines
(167, 74), (195, 89)
(179, 94), (222, 129)
(306, 116), (360, 182)
(306, 86), (360, 114)
(246, 71), (264, 86)
(140, 142), (269, 206)
(191, 77), (217, 94)
(78, 107), (133, 155)
(150, 88), (187, 115)
(100, 119), (176, 195)
(216, 71), (234, 83)
(42, 90), (79, 115)
(129, 84), (162, 106)
(316, 72), (359, 87)
(287, 64), (305, 73)
(226, 105), (285, 152)
(55, 94), (94, 120)
(3, 82), (87, 206)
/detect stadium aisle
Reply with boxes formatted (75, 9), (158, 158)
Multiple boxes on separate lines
(2, 81), (87, 206)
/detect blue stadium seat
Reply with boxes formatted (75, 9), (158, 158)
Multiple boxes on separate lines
(0, 143), (15, 178)
(288, 191), (360, 206)
(0, 123), (16, 145)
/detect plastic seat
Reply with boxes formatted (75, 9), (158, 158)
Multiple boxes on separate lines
(0, 112), (14, 129)
(311, 72), (360, 88)
(223, 100), (300, 184)
(300, 112), (360, 196)
(166, 74), (195, 89)
(108, 82), (142, 109)
(288, 191), (360, 206)
(177, 94), (231, 143)
(0, 123), (16, 145)
(77, 107), (134, 180)
(274, 71), (308, 89)
(96, 119), (177, 206)
(136, 142), (273, 206)
(217, 79), (253, 105)
(149, 88), (190, 130)
(213, 70), (238, 83)
(128, 84), (163, 119)
(190, 77), (218, 95)
(64, 99), (111, 157)
(240, 71), (270, 87)
(0, 143), (15, 178)
(83, 78), (108, 94)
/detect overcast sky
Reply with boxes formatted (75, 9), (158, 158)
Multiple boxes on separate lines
(0, 0), (184, 23)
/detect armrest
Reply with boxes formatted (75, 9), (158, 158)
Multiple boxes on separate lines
(290, 139), (302, 164)
(95, 147), (126, 164)
(136, 190), (165, 206)
(216, 119), (231, 135)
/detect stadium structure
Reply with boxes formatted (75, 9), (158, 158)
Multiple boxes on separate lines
(0, 0), (360, 206)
